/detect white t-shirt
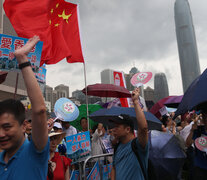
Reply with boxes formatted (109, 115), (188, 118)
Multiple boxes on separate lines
(64, 125), (77, 137)
(180, 121), (194, 142)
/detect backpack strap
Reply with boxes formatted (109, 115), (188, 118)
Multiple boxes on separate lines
(131, 138), (148, 180)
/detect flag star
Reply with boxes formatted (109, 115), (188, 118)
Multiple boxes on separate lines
(49, 20), (51, 25)
(54, 23), (59, 27)
(50, 8), (53, 14)
(58, 10), (72, 23)
(56, 3), (59, 8)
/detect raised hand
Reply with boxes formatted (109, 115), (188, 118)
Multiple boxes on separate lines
(14, 35), (40, 64)
(131, 87), (140, 103)
(48, 118), (55, 133)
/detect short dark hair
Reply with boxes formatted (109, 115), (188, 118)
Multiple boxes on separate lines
(0, 99), (25, 125)
(80, 117), (87, 125)
(123, 123), (134, 133)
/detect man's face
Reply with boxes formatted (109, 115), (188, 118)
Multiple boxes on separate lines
(81, 119), (88, 130)
(0, 113), (25, 152)
(62, 122), (70, 129)
(113, 124), (129, 139)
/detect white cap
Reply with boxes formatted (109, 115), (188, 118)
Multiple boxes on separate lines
(54, 122), (62, 129)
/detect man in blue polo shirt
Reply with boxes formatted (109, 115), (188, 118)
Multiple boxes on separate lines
(111, 88), (149, 180)
(0, 36), (49, 180)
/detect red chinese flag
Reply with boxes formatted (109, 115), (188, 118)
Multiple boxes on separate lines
(3, 0), (84, 66)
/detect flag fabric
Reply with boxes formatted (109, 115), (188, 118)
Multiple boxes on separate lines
(113, 71), (130, 107)
(3, 0), (84, 66)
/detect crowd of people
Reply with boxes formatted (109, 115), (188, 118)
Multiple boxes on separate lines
(0, 36), (206, 180)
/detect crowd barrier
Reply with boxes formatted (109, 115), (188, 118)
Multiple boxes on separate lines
(81, 153), (113, 180)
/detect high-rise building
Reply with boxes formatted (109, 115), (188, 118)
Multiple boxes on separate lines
(44, 84), (69, 111)
(72, 90), (85, 104)
(54, 84), (69, 99)
(101, 69), (114, 84)
(72, 89), (102, 105)
(144, 86), (155, 102)
(125, 67), (139, 91)
(154, 73), (169, 103)
(124, 67), (144, 97)
(100, 69), (115, 102)
(45, 85), (53, 103)
(174, 0), (201, 92)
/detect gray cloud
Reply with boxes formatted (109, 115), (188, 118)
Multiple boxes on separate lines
(47, 0), (207, 96)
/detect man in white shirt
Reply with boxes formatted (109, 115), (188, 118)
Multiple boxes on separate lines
(62, 121), (77, 137)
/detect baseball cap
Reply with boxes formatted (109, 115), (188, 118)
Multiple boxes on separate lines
(109, 114), (134, 130)
(54, 122), (62, 129)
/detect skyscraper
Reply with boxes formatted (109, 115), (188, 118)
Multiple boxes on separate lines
(101, 69), (114, 84)
(154, 73), (169, 103)
(124, 67), (144, 97)
(125, 67), (139, 91)
(55, 84), (69, 99)
(174, 0), (201, 92)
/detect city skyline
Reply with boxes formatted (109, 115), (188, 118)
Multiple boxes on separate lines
(45, 0), (207, 97)
(1, 0), (207, 98)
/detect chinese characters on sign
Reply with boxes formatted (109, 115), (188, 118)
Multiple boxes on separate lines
(0, 34), (43, 72)
(66, 131), (91, 164)
(87, 161), (100, 180)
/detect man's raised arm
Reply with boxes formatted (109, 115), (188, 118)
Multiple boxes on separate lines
(14, 36), (48, 151)
(132, 88), (148, 148)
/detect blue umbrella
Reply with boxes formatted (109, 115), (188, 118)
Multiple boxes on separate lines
(174, 68), (207, 118)
(89, 107), (162, 130)
(149, 130), (186, 179)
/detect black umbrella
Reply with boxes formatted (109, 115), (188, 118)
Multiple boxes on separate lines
(89, 107), (162, 131)
(149, 130), (186, 179)
(174, 68), (207, 118)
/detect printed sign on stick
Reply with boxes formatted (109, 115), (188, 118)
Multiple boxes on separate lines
(0, 34), (43, 72)
(66, 131), (91, 163)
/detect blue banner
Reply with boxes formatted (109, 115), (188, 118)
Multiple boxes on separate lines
(66, 131), (91, 163)
(35, 64), (46, 83)
(87, 161), (100, 180)
(70, 170), (80, 180)
(102, 163), (112, 180)
(70, 168), (91, 180)
(0, 34), (43, 72)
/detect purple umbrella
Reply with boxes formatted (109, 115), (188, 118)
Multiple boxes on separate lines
(164, 95), (183, 108)
(102, 98), (121, 108)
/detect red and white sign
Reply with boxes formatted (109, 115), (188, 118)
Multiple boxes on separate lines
(130, 72), (152, 87)
(195, 136), (207, 153)
(113, 71), (130, 107)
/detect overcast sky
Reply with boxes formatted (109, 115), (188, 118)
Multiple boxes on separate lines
(46, 0), (207, 97)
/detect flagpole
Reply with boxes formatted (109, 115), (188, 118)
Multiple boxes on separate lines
(83, 63), (89, 131)
(14, 72), (19, 99)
